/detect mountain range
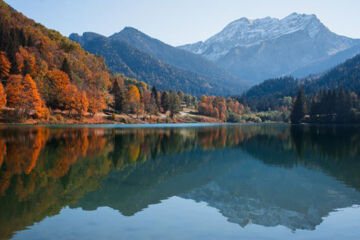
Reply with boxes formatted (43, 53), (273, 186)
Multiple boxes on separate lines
(180, 13), (360, 83)
(70, 30), (245, 96)
(69, 13), (360, 95)
(111, 27), (242, 86)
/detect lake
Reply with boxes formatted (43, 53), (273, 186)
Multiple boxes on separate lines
(0, 124), (360, 240)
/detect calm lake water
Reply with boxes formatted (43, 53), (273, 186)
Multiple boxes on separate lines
(0, 124), (360, 240)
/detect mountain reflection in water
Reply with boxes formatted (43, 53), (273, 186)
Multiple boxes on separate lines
(0, 124), (360, 240)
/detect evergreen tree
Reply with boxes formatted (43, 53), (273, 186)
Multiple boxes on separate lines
(22, 59), (31, 75)
(168, 91), (181, 118)
(177, 90), (184, 103)
(290, 89), (306, 123)
(61, 58), (72, 80)
(112, 79), (125, 112)
(151, 86), (159, 108)
(161, 91), (170, 112)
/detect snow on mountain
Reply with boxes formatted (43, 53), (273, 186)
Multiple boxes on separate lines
(182, 13), (327, 61)
(180, 13), (360, 83)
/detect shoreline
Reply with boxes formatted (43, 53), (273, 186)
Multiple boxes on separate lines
(0, 122), (288, 128)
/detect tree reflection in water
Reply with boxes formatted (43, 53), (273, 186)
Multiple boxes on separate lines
(0, 125), (360, 239)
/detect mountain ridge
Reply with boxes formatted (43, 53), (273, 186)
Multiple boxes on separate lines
(180, 13), (360, 84)
(109, 27), (245, 87)
(70, 32), (235, 95)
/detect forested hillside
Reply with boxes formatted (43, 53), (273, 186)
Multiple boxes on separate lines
(241, 54), (360, 111)
(0, 0), (230, 123)
(0, 0), (111, 118)
(110, 27), (244, 89)
(70, 32), (235, 96)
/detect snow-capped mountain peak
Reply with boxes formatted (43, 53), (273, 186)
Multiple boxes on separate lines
(191, 13), (325, 60)
(179, 13), (360, 84)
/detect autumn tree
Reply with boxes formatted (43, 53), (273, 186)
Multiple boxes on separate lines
(62, 84), (82, 116)
(87, 90), (105, 116)
(22, 74), (49, 118)
(0, 81), (6, 109)
(142, 90), (158, 116)
(125, 84), (140, 114)
(80, 91), (89, 115)
(44, 70), (71, 109)
(0, 51), (11, 79)
(5, 75), (23, 108)
(17, 47), (37, 77)
(6, 74), (49, 118)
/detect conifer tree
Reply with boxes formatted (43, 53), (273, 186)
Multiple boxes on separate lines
(6, 74), (48, 118)
(161, 91), (170, 112)
(22, 74), (49, 118)
(290, 88), (306, 124)
(168, 91), (181, 117)
(112, 79), (125, 112)
(151, 86), (159, 108)
(61, 58), (72, 80)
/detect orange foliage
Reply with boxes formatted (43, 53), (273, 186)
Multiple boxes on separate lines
(22, 74), (49, 118)
(63, 84), (81, 114)
(198, 95), (244, 120)
(0, 81), (6, 109)
(0, 128), (49, 195)
(6, 74), (48, 118)
(80, 91), (89, 115)
(0, 51), (11, 79)
(45, 70), (71, 107)
(87, 90), (105, 115)
(5, 75), (23, 108)
(0, 1), (111, 121)
(17, 47), (37, 77)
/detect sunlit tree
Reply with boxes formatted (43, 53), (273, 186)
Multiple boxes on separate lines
(125, 84), (140, 114)
(0, 51), (11, 79)
(0, 82), (6, 109)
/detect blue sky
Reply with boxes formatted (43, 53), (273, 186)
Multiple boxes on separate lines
(6, 0), (360, 46)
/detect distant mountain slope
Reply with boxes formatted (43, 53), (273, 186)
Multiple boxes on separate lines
(110, 27), (243, 87)
(242, 53), (360, 110)
(180, 13), (360, 84)
(306, 53), (360, 91)
(243, 77), (298, 99)
(292, 44), (360, 78)
(70, 32), (233, 95)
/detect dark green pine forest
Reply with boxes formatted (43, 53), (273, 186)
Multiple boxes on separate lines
(239, 54), (360, 123)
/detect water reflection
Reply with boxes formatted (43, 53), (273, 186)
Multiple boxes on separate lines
(0, 125), (360, 239)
